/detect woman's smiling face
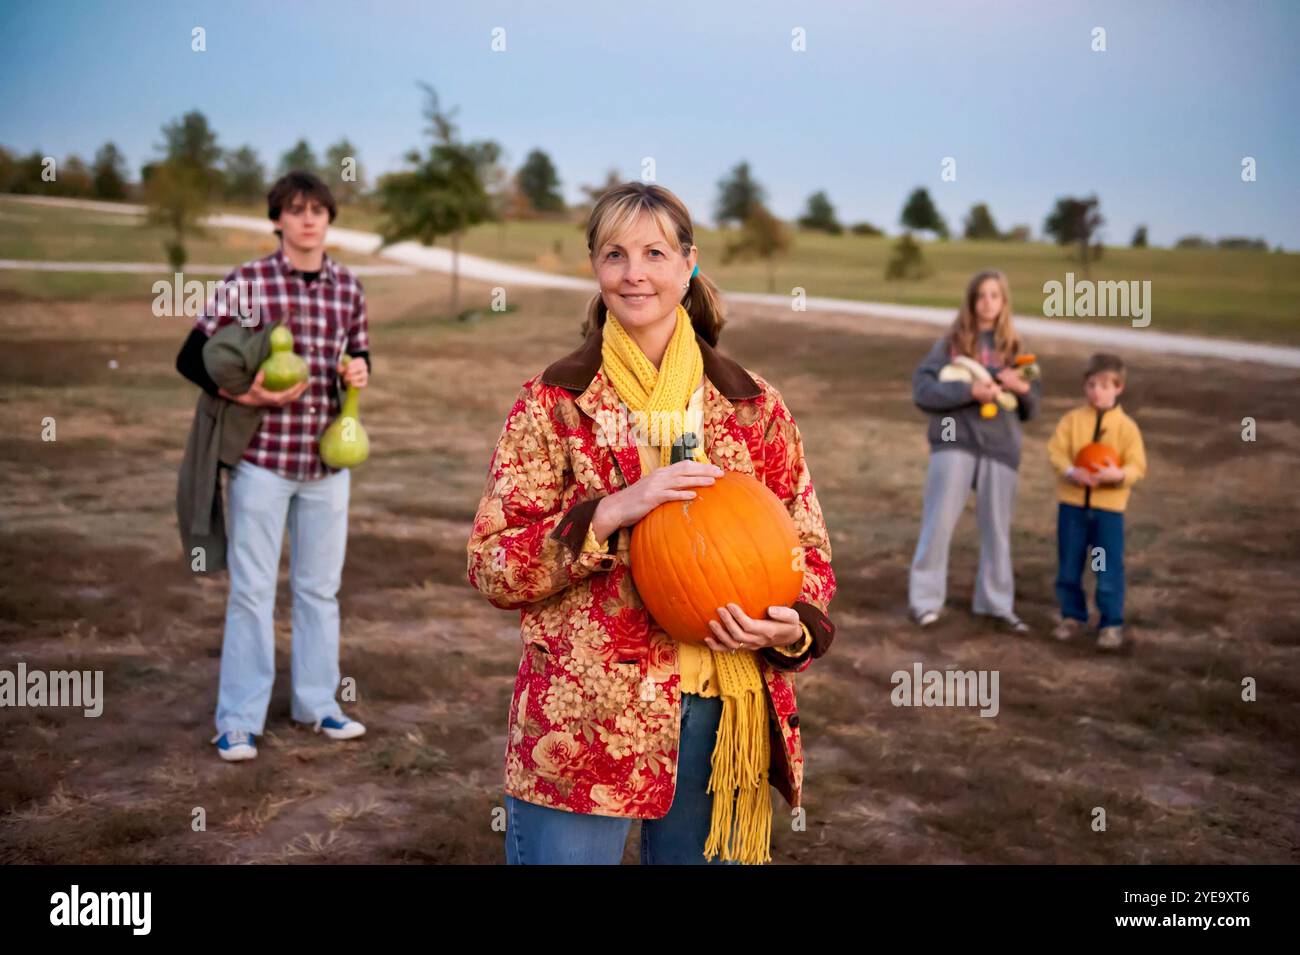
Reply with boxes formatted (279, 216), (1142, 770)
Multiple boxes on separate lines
(592, 212), (697, 331)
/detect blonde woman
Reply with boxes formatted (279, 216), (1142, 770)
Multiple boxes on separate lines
(467, 182), (836, 864)
(908, 270), (1041, 632)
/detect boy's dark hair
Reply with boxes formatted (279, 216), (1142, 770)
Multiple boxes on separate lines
(267, 171), (337, 236)
(1084, 352), (1126, 385)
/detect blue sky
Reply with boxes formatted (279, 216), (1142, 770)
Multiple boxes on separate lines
(1, 0), (1296, 247)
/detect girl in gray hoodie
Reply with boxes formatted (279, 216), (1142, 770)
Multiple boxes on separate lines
(908, 269), (1041, 631)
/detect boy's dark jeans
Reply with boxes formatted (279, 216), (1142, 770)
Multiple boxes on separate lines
(1056, 502), (1125, 629)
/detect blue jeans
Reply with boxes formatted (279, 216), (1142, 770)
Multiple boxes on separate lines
(215, 459), (351, 735)
(505, 692), (735, 864)
(1055, 502), (1125, 629)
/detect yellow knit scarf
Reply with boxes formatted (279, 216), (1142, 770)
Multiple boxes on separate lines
(601, 304), (773, 865)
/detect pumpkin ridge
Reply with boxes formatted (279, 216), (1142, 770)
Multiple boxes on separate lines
(675, 491), (730, 639)
(642, 501), (704, 641)
(705, 477), (769, 622)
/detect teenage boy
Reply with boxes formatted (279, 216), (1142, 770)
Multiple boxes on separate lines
(1047, 353), (1148, 651)
(175, 171), (371, 760)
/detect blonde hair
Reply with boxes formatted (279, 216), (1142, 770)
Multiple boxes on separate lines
(584, 182), (726, 346)
(947, 269), (1022, 364)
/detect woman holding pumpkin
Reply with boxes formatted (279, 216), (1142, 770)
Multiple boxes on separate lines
(466, 182), (836, 864)
(908, 269), (1041, 632)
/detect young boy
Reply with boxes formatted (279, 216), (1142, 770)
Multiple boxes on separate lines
(175, 171), (371, 760)
(1047, 353), (1147, 651)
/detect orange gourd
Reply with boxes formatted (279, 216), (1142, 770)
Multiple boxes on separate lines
(1074, 441), (1121, 472)
(630, 471), (804, 644)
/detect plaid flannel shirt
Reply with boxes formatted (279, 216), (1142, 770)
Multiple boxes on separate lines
(194, 247), (369, 481)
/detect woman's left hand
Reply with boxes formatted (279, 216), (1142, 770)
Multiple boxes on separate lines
(706, 603), (803, 652)
(995, 367), (1029, 395)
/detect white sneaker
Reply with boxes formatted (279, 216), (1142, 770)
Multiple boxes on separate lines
(313, 715), (366, 740)
(915, 609), (940, 627)
(212, 730), (257, 761)
(1096, 626), (1126, 651)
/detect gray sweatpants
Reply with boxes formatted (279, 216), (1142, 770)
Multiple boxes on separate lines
(908, 449), (1019, 618)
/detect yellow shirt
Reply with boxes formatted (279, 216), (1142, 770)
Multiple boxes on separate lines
(1047, 403), (1148, 513)
(581, 376), (811, 694)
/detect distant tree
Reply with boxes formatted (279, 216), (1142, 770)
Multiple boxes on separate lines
(1004, 224), (1032, 242)
(849, 221), (883, 236)
(144, 161), (208, 271)
(885, 232), (930, 280)
(573, 168), (622, 226)
(1043, 194), (1104, 273)
(714, 161), (766, 228)
(53, 154), (94, 197)
(91, 142), (128, 199)
(0, 146), (14, 192)
(159, 110), (224, 197)
(1216, 236), (1268, 251)
(9, 150), (51, 194)
(222, 146), (266, 203)
(278, 139), (321, 179)
(516, 149), (565, 215)
(797, 190), (841, 234)
(376, 81), (501, 316)
(900, 187), (948, 239)
(501, 175), (537, 219)
(963, 202), (1000, 240)
(1130, 225), (1148, 248)
(325, 139), (364, 203)
(1175, 235), (1210, 249)
(721, 202), (790, 293)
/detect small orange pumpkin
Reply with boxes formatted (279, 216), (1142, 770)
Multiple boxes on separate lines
(1074, 441), (1121, 472)
(630, 471), (803, 644)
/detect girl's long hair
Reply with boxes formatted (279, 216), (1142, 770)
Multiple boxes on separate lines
(583, 182), (725, 346)
(947, 269), (1022, 364)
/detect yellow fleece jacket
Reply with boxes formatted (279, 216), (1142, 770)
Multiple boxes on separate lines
(1047, 403), (1148, 512)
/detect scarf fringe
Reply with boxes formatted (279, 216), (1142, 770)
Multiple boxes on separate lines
(703, 649), (773, 865)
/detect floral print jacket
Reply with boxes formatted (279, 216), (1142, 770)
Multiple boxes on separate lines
(467, 324), (837, 819)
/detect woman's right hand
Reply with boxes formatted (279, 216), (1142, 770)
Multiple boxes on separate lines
(592, 460), (725, 541)
(971, 379), (1002, 404)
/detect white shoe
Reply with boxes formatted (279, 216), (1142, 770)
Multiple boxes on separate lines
(313, 715), (366, 740)
(212, 730), (258, 761)
(915, 609), (940, 627)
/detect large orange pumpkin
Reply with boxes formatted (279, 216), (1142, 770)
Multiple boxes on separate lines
(1074, 441), (1121, 472)
(630, 471), (804, 644)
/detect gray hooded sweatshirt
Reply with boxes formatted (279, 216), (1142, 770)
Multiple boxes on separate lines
(911, 332), (1042, 472)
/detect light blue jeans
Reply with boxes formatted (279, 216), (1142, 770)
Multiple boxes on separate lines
(505, 692), (737, 865)
(909, 449), (1019, 618)
(215, 459), (350, 735)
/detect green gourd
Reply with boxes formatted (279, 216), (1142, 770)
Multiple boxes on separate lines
(259, 324), (309, 391)
(319, 356), (370, 469)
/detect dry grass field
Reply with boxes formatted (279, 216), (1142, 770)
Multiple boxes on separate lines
(1, 270), (1297, 863)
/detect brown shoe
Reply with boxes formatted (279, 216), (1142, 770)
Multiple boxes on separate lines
(1096, 626), (1125, 651)
(1052, 618), (1084, 642)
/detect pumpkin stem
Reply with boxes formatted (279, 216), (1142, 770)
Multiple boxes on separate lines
(670, 431), (699, 465)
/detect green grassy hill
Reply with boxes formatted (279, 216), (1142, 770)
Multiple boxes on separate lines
(3, 196), (1297, 345)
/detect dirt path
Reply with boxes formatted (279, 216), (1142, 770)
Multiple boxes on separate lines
(11, 195), (1300, 369)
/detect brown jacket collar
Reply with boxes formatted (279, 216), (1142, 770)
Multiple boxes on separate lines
(540, 323), (762, 401)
